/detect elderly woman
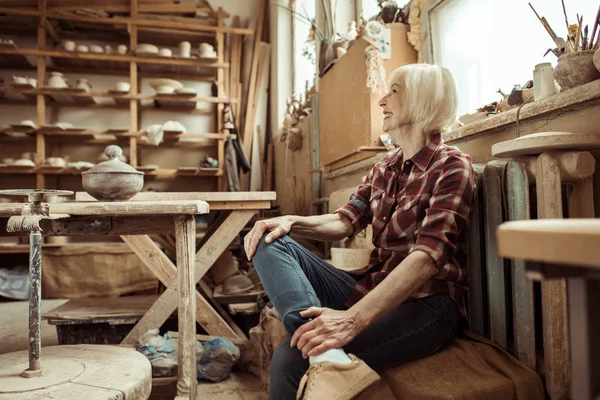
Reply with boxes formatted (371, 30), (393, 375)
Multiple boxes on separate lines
(244, 64), (476, 400)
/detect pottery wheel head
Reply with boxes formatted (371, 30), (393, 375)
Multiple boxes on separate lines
(0, 189), (73, 203)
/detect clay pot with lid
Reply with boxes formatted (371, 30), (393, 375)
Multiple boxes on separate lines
(82, 145), (143, 201)
(554, 50), (600, 90)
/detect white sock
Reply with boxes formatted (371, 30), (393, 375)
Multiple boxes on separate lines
(309, 348), (352, 365)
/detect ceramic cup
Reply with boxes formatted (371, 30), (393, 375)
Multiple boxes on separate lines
(179, 41), (191, 58)
(199, 42), (213, 55)
(117, 44), (128, 55)
(159, 48), (172, 57)
(63, 40), (76, 51)
(115, 81), (130, 92)
(76, 44), (89, 53)
(105, 45), (114, 54)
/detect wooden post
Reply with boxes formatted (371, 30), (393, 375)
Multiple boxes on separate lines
(36, 0), (47, 189)
(128, 0), (138, 167)
(506, 159), (536, 370)
(174, 215), (197, 400)
(217, 8), (226, 191)
(536, 152), (570, 400)
(483, 161), (509, 351)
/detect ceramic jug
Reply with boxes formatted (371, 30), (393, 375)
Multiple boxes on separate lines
(75, 78), (92, 92)
(48, 72), (68, 89)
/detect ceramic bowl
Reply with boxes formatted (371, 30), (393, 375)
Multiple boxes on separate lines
(136, 43), (159, 56)
(148, 78), (184, 93)
(89, 44), (104, 53)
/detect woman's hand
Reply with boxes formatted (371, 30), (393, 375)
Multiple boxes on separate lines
(290, 307), (363, 358)
(244, 217), (294, 260)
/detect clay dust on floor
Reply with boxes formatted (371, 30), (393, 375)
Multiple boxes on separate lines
(196, 372), (268, 400)
(0, 299), (67, 355)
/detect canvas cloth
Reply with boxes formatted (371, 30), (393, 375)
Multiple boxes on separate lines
(245, 305), (545, 400)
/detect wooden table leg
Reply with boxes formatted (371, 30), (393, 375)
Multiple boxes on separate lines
(506, 159), (536, 370)
(568, 277), (600, 400)
(174, 215), (197, 400)
(537, 153), (570, 400)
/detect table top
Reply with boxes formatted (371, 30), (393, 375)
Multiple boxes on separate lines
(0, 200), (209, 217)
(75, 191), (276, 210)
(497, 219), (600, 269)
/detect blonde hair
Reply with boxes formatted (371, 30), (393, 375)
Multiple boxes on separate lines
(387, 64), (458, 135)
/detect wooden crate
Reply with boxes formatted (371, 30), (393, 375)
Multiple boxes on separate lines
(318, 23), (417, 168)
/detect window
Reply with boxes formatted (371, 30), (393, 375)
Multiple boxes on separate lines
(426, 0), (597, 116)
(358, 0), (381, 21)
(292, 0), (317, 96)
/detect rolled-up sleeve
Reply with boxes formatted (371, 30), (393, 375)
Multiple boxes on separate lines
(335, 168), (375, 236)
(410, 155), (476, 268)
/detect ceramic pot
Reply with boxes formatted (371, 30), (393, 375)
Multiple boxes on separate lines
(117, 44), (128, 55)
(76, 44), (89, 53)
(48, 72), (68, 88)
(554, 50), (600, 90)
(63, 40), (76, 51)
(89, 44), (103, 54)
(594, 47), (600, 73)
(82, 145), (143, 201)
(115, 81), (131, 92)
(159, 48), (172, 57)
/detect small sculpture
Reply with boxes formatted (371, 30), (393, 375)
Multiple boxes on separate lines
(346, 21), (358, 41)
(223, 103), (235, 130)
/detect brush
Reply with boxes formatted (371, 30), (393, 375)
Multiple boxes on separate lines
(590, 4), (600, 50)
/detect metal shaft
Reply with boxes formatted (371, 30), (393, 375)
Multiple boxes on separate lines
(27, 231), (42, 373)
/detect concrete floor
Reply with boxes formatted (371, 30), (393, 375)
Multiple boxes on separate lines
(0, 299), (267, 400)
(0, 299), (67, 355)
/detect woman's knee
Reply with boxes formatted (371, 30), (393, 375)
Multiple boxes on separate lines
(253, 232), (287, 265)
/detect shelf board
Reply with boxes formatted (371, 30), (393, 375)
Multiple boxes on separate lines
(0, 242), (131, 254)
(0, 48), (227, 77)
(0, 166), (222, 177)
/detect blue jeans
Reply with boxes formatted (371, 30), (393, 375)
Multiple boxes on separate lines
(252, 234), (462, 400)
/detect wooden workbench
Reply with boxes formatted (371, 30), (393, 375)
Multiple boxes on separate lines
(498, 219), (600, 400)
(0, 199), (210, 400)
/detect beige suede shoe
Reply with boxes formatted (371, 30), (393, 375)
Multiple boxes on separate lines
(296, 354), (380, 400)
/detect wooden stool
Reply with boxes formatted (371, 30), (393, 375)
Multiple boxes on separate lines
(497, 219), (600, 400)
(492, 131), (600, 399)
(0, 345), (151, 399)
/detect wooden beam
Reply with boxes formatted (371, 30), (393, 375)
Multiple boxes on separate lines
(120, 234), (238, 339)
(120, 210), (256, 343)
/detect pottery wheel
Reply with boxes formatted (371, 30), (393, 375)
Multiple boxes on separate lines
(0, 345), (152, 400)
(0, 359), (85, 392)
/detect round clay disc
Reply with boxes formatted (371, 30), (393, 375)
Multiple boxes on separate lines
(0, 358), (85, 393)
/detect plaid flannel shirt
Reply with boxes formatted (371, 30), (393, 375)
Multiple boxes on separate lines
(335, 134), (476, 317)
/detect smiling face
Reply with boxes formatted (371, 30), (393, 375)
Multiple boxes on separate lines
(378, 75), (407, 133)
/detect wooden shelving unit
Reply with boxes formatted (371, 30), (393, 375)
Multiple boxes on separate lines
(0, 1), (252, 190)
